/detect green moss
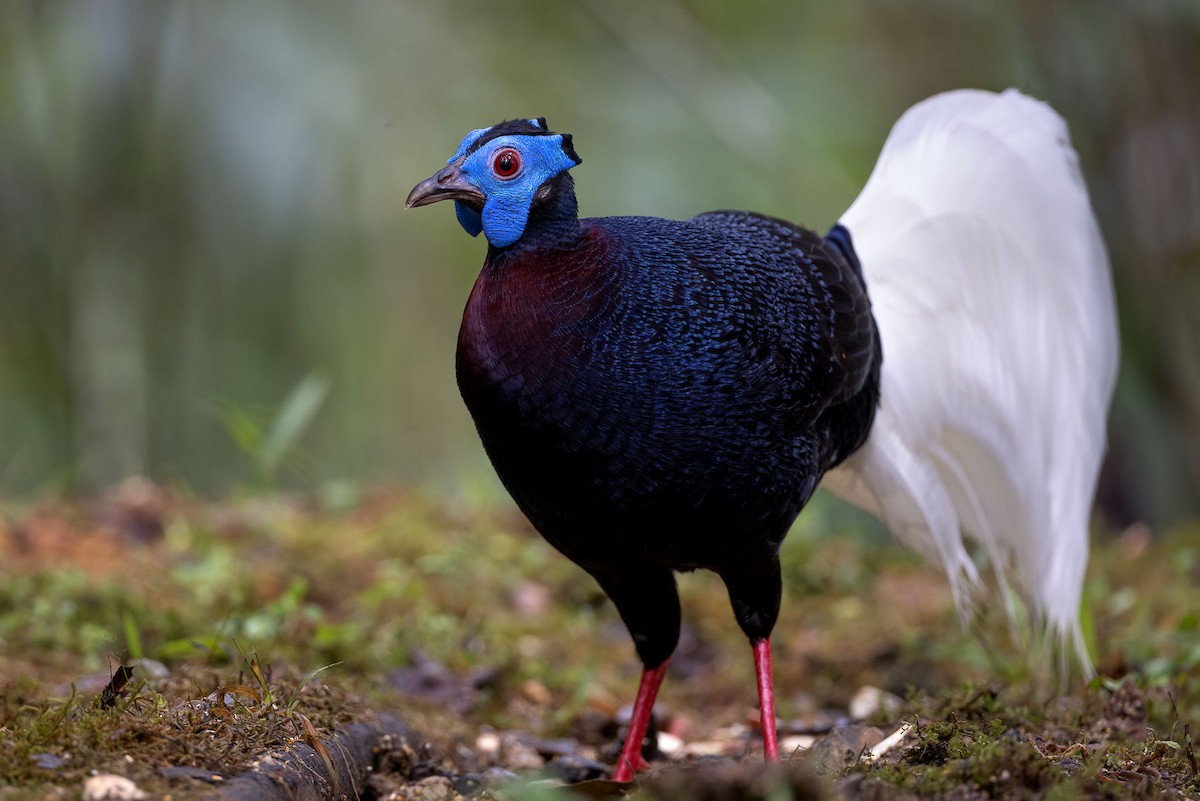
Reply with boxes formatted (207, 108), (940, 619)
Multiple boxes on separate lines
(2, 492), (1199, 798)
(0, 661), (367, 800)
(844, 680), (1200, 799)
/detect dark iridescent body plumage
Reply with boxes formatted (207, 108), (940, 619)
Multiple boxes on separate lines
(408, 118), (880, 779)
(458, 210), (879, 655)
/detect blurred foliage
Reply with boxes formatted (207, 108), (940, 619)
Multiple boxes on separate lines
(0, 1), (1197, 525)
(213, 371), (331, 487)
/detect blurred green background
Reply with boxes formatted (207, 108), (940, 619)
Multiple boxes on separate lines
(1, 1), (1197, 527)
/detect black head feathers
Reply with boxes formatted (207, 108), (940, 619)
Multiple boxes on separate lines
(461, 117), (582, 166)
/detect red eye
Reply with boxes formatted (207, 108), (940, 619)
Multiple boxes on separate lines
(492, 148), (521, 178)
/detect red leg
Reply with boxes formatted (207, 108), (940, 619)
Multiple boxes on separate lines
(752, 637), (779, 760)
(612, 660), (670, 782)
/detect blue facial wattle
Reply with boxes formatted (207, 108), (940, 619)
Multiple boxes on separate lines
(455, 202), (484, 237)
(446, 128), (580, 248)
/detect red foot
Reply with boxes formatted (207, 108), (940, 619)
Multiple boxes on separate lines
(753, 637), (779, 760)
(612, 660), (670, 782)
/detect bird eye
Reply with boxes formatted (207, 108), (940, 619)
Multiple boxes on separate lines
(492, 148), (521, 179)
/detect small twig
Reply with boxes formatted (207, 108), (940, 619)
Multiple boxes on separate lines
(1109, 767), (1151, 790)
(866, 722), (915, 761)
(1184, 722), (1198, 778)
(1033, 741), (1086, 762)
(1167, 691), (1180, 743)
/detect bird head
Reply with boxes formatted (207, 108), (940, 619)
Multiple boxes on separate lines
(406, 117), (582, 248)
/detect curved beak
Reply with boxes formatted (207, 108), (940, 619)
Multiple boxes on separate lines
(405, 159), (485, 209)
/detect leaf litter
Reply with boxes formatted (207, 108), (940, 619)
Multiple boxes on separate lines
(0, 480), (1197, 799)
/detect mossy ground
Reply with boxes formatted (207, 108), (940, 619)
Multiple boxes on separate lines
(0, 481), (1197, 799)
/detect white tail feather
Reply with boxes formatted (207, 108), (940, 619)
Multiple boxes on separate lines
(822, 89), (1119, 675)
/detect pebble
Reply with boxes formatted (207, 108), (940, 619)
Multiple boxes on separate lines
(520, 679), (552, 706)
(474, 729), (501, 757)
(656, 731), (685, 757)
(397, 775), (461, 801)
(780, 734), (816, 754)
(453, 773), (484, 795)
(126, 658), (170, 680)
(499, 733), (544, 771)
(481, 766), (518, 785)
(32, 752), (68, 770)
(804, 724), (885, 773)
(1057, 757), (1084, 777)
(547, 753), (609, 783)
(849, 686), (903, 721)
(82, 774), (147, 801)
(681, 740), (736, 758)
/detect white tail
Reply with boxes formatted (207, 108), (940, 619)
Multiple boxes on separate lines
(822, 89), (1119, 675)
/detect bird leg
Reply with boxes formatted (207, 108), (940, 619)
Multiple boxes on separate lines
(752, 637), (779, 760)
(612, 659), (670, 782)
(721, 555), (783, 761)
(591, 567), (680, 782)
